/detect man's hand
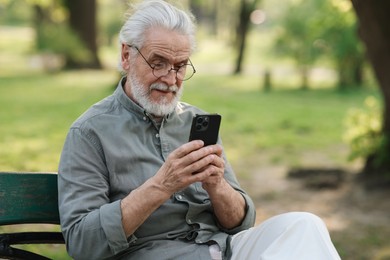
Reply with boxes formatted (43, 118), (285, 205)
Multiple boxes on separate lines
(155, 140), (246, 230)
(153, 140), (224, 194)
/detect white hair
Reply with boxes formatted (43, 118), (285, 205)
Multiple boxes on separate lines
(118, 0), (197, 73)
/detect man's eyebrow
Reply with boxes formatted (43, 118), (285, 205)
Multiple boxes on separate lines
(149, 53), (166, 60)
(150, 53), (189, 64)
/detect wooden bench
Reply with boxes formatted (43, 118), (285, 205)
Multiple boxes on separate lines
(0, 172), (65, 260)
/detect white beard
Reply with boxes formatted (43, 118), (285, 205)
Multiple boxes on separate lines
(128, 71), (183, 117)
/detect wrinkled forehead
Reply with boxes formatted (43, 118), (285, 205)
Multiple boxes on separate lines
(140, 27), (192, 61)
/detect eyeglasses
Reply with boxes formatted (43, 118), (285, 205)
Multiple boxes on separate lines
(127, 45), (196, 81)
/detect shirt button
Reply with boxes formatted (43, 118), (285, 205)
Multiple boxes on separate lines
(143, 116), (147, 121)
(155, 133), (160, 138)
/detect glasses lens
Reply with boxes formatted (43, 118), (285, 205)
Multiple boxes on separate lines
(179, 64), (195, 81)
(152, 64), (167, 78)
(152, 64), (195, 81)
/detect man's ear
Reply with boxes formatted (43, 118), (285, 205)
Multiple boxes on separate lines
(121, 43), (131, 70)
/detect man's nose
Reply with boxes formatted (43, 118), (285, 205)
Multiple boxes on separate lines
(161, 69), (178, 85)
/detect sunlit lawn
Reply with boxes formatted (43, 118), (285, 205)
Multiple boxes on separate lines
(0, 69), (377, 172)
(0, 26), (382, 259)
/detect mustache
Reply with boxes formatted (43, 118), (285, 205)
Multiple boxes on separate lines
(150, 83), (179, 93)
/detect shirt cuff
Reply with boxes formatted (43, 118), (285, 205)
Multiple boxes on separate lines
(100, 200), (130, 255)
(222, 192), (256, 234)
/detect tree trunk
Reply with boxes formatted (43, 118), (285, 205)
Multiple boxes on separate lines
(351, 0), (390, 174)
(300, 66), (309, 90)
(33, 5), (46, 50)
(233, 0), (260, 74)
(64, 0), (101, 69)
(337, 56), (364, 89)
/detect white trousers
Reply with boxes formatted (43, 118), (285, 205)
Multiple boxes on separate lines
(209, 212), (341, 260)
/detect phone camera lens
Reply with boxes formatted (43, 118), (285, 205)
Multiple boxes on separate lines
(194, 115), (210, 131)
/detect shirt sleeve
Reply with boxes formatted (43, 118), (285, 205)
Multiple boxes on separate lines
(58, 127), (129, 259)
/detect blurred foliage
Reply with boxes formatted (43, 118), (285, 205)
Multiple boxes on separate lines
(0, 0), (368, 84)
(273, 0), (364, 89)
(319, 0), (364, 88)
(343, 96), (384, 162)
(0, 0), (32, 25)
(0, 0), (96, 69)
(98, 0), (126, 46)
(273, 0), (323, 65)
(37, 23), (91, 63)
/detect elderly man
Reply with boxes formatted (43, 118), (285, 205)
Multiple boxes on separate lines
(58, 1), (341, 259)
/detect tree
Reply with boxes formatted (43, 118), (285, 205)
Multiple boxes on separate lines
(234, 0), (260, 74)
(319, 1), (364, 89)
(15, 0), (102, 70)
(273, 0), (363, 90)
(29, 0), (92, 71)
(273, 0), (322, 89)
(64, 0), (101, 69)
(351, 0), (390, 178)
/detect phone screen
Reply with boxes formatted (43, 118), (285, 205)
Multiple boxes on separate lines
(188, 114), (221, 146)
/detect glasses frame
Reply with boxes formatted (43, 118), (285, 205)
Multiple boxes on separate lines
(127, 44), (196, 81)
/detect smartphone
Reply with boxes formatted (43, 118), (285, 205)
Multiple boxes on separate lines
(188, 114), (221, 146)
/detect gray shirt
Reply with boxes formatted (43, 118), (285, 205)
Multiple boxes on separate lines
(58, 78), (256, 260)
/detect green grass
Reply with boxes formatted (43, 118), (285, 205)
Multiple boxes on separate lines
(0, 69), (377, 172)
(0, 70), (118, 171)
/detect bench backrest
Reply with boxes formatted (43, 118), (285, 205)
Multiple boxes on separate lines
(0, 172), (60, 225)
(0, 172), (65, 259)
